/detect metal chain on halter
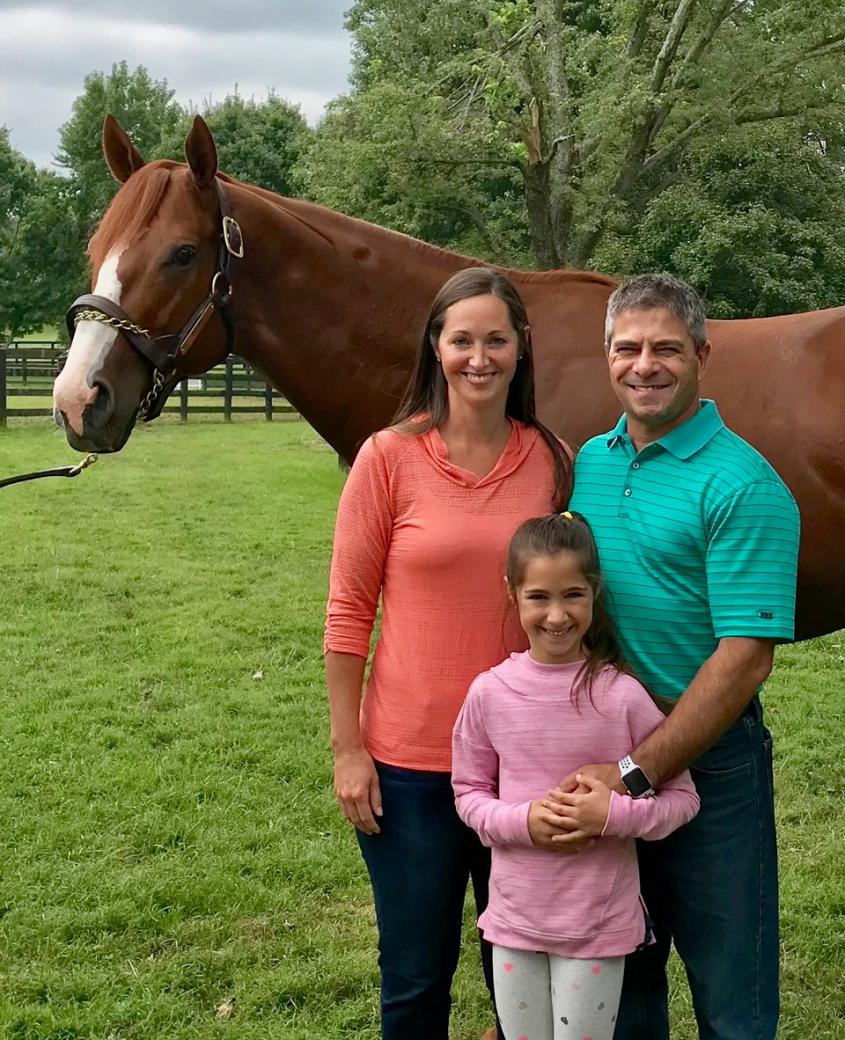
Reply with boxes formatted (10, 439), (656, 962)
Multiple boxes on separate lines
(139, 369), (166, 420)
(73, 309), (152, 340)
(73, 309), (165, 419)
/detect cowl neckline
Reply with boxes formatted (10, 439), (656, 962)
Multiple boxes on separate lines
(419, 421), (541, 488)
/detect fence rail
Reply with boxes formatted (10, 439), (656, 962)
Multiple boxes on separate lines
(0, 342), (296, 425)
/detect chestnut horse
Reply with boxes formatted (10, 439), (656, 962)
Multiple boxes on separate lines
(53, 116), (845, 641)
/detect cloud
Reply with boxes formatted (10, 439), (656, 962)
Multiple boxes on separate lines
(0, 0), (352, 34)
(0, 2), (352, 167)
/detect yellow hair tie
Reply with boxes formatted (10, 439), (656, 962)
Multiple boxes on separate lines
(560, 510), (573, 520)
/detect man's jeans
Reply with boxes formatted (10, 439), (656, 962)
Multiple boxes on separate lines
(614, 699), (779, 1040)
(357, 760), (500, 1040)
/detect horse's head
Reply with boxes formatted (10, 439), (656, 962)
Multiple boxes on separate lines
(53, 115), (242, 452)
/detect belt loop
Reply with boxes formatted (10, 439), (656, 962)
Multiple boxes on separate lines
(743, 695), (762, 727)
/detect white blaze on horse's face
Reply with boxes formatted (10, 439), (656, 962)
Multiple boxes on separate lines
(53, 249), (125, 436)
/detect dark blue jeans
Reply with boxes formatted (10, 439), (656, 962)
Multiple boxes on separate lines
(614, 699), (779, 1040)
(357, 760), (501, 1040)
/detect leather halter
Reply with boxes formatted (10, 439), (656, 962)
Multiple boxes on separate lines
(64, 179), (244, 421)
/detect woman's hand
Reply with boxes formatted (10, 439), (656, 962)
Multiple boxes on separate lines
(546, 773), (612, 842)
(334, 747), (383, 834)
(325, 652), (381, 833)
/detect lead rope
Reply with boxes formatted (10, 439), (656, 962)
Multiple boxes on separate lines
(0, 452), (98, 490)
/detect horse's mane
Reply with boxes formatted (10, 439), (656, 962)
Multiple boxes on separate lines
(89, 160), (180, 270)
(223, 177), (618, 289)
(89, 161), (618, 290)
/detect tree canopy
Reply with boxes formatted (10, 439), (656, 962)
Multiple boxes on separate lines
(0, 130), (85, 340)
(6, 8), (845, 336)
(1, 69), (312, 339)
(298, 0), (845, 312)
(57, 61), (183, 234)
(158, 91), (309, 196)
(596, 122), (845, 317)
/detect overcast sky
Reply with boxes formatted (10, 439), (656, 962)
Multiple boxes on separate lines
(1, 1), (353, 169)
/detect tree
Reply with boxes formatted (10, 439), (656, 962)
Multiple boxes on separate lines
(297, 83), (534, 266)
(0, 127), (38, 339)
(326, 0), (845, 273)
(595, 122), (845, 317)
(0, 129), (84, 340)
(57, 61), (183, 233)
(1, 64), (181, 340)
(158, 91), (310, 197)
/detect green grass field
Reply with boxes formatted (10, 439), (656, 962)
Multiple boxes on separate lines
(0, 421), (841, 1039)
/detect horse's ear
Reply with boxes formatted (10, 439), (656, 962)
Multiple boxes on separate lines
(102, 114), (145, 183)
(185, 116), (218, 188)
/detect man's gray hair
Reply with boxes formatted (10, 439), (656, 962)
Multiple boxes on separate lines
(605, 273), (708, 350)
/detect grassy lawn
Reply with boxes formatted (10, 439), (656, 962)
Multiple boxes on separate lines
(0, 420), (841, 1039)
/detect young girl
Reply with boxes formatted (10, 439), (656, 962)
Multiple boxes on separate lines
(452, 511), (699, 1040)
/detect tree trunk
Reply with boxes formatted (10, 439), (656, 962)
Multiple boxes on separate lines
(572, 225), (606, 270)
(523, 159), (561, 269)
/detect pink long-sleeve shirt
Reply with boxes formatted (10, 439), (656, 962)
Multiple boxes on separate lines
(325, 423), (562, 771)
(452, 652), (700, 958)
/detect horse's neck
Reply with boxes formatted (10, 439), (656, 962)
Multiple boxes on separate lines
(232, 187), (460, 459)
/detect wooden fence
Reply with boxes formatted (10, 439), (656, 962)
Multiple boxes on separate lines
(0, 342), (296, 425)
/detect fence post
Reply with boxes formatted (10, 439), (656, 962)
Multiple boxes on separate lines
(264, 380), (273, 421)
(180, 379), (188, 422)
(0, 346), (6, 427)
(224, 356), (233, 422)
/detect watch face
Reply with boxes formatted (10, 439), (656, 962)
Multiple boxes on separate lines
(623, 767), (653, 798)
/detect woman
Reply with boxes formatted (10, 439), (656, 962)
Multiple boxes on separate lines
(324, 267), (572, 1040)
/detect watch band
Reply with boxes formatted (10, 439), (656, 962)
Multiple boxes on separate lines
(618, 755), (655, 798)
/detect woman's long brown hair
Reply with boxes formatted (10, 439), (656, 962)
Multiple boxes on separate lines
(392, 267), (572, 509)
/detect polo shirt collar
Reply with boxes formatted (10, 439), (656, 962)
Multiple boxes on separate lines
(605, 399), (724, 459)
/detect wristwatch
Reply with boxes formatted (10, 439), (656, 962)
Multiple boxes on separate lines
(618, 755), (655, 798)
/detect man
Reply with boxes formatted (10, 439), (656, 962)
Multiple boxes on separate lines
(564, 273), (800, 1039)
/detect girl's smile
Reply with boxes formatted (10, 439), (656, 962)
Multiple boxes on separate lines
(511, 551), (594, 665)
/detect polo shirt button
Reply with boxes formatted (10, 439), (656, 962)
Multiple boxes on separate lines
(624, 488), (632, 496)
(632, 462), (640, 469)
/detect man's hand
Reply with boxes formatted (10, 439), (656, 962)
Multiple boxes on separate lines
(333, 747), (383, 834)
(544, 773), (612, 841)
(527, 798), (596, 853)
(554, 761), (625, 796)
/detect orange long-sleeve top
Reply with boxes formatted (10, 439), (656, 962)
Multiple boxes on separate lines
(325, 421), (565, 771)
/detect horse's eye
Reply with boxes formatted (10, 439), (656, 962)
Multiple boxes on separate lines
(171, 245), (197, 267)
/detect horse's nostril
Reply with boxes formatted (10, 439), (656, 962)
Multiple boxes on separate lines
(90, 381), (114, 425)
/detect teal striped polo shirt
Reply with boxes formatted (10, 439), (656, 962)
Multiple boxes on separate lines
(569, 400), (800, 700)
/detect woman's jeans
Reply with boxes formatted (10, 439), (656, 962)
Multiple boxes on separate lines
(614, 698), (779, 1040)
(357, 760), (500, 1040)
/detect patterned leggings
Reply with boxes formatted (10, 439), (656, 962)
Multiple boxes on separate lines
(492, 945), (624, 1040)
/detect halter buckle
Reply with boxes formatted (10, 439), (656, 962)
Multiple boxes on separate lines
(222, 216), (244, 258)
